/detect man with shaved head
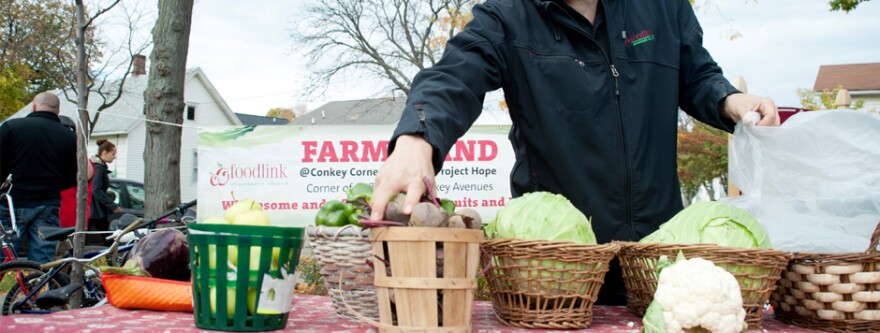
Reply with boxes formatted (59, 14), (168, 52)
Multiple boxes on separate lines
(0, 91), (77, 263)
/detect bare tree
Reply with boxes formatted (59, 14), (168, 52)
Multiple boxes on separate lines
(143, 0), (194, 216)
(63, 1), (152, 133)
(293, 0), (475, 98)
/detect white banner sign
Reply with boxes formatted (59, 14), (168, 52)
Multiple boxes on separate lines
(198, 125), (514, 227)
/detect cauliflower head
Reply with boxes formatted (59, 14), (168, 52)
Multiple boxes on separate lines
(649, 257), (746, 333)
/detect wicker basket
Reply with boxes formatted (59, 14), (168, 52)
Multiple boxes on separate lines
(481, 239), (619, 329)
(771, 221), (880, 332)
(306, 225), (378, 321)
(617, 242), (792, 330)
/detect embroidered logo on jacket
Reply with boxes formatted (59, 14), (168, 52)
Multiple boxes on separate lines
(625, 29), (655, 48)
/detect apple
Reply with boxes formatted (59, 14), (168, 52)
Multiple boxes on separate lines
(201, 217), (229, 269)
(232, 210), (271, 226)
(209, 286), (258, 316)
(225, 199), (263, 223)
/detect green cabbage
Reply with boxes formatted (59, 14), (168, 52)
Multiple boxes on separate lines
(486, 192), (596, 244)
(640, 201), (771, 248)
(639, 201), (772, 294)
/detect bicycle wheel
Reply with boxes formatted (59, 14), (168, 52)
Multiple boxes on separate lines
(0, 260), (71, 315)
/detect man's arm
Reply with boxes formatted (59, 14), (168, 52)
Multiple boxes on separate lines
(371, 2), (508, 220)
(675, 0), (778, 130)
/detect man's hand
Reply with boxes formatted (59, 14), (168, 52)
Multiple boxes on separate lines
(723, 93), (780, 126)
(369, 135), (436, 221)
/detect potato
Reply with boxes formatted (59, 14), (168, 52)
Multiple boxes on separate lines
(410, 202), (448, 228)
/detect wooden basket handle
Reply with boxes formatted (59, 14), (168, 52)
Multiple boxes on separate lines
(867, 220), (880, 254)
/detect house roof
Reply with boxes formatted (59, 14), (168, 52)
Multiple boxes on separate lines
(291, 97), (406, 125)
(6, 67), (241, 134)
(813, 63), (880, 92)
(236, 113), (289, 125)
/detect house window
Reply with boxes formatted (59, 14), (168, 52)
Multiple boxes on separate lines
(192, 149), (198, 183)
(186, 105), (196, 121)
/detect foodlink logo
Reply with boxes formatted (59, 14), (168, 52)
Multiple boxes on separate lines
(209, 163), (289, 186)
(625, 29), (655, 48)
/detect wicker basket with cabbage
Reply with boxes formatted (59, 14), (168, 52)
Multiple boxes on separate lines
(619, 201), (792, 331)
(482, 192), (619, 329)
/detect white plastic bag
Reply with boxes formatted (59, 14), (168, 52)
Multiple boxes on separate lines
(727, 110), (880, 253)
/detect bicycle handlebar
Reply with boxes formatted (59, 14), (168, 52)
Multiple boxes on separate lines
(41, 253), (99, 270)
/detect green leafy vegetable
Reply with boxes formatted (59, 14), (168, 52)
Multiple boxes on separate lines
(640, 201), (771, 249)
(345, 183), (373, 203)
(486, 192), (596, 244)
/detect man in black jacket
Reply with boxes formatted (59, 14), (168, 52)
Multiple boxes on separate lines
(0, 92), (77, 263)
(368, 0), (780, 304)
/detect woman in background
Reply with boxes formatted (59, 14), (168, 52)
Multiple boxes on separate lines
(88, 139), (122, 238)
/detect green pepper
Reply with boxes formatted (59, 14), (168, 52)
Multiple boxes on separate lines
(346, 205), (363, 226)
(315, 200), (348, 226)
(324, 209), (350, 227)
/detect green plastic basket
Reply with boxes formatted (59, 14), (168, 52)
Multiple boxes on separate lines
(188, 223), (304, 332)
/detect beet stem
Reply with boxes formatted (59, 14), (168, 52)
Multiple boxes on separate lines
(423, 176), (441, 207)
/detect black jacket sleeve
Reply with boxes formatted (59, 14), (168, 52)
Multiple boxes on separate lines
(676, 0), (740, 133)
(389, 2), (508, 173)
(91, 163), (119, 214)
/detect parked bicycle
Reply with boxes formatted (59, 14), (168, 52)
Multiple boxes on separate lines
(0, 199), (196, 315)
(1, 174), (77, 306)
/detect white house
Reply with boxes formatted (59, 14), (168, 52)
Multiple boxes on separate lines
(7, 57), (242, 201)
(814, 62), (880, 112)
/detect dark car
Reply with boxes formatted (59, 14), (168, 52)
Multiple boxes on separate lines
(107, 178), (145, 222)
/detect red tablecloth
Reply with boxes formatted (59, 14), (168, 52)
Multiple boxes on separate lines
(0, 295), (826, 332)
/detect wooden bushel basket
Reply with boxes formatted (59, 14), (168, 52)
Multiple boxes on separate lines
(771, 221), (880, 332)
(363, 226), (483, 333)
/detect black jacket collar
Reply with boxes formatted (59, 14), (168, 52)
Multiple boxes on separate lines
(26, 111), (61, 122)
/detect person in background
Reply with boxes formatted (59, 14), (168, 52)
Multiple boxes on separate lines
(88, 139), (122, 239)
(368, 0), (779, 305)
(58, 116), (94, 229)
(0, 92), (77, 263)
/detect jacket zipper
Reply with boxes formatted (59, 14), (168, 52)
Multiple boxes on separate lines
(547, 4), (635, 239)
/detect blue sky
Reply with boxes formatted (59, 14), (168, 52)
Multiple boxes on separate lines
(179, 0), (880, 115)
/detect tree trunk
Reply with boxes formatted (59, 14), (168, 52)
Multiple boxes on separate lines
(143, 0), (194, 217)
(70, 0), (90, 309)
